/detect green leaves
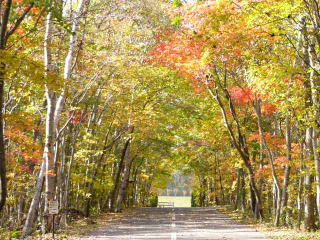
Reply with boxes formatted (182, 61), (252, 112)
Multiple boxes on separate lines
(171, 16), (181, 26)
(172, 0), (183, 7)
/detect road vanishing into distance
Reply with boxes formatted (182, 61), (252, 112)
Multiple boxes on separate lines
(80, 207), (271, 240)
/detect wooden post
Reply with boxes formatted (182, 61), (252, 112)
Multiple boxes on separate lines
(52, 214), (55, 239)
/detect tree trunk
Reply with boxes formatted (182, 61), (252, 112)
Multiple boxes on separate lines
(0, 64), (6, 214)
(42, 11), (57, 233)
(304, 128), (316, 231)
(308, 40), (320, 223)
(208, 86), (263, 219)
(22, 162), (45, 234)
(23, 11), (54, 234)
(0, 0), (13, 213)
(110, 134), (132, 212)
(254, 99), (281, 225)
(43, 88), (57, 232)
(281, 115), (292, 225)
(115, 145), (133, 212)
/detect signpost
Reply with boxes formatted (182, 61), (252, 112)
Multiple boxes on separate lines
(48, 200), (59, 239)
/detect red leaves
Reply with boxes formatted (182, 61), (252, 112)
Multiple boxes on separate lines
(19, 164), (32, 173)
(69, 110), (87, 124)
(228, 87), (278, 114)
(229, 87), (254, 105)
(149, 32), (204, 77)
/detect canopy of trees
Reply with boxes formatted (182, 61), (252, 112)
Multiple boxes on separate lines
(1, 0), (320, 238)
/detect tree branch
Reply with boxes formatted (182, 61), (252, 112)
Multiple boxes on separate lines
(5, 2), (34, 40)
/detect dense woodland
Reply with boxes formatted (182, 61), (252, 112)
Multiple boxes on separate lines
(1, 0), (320, 238)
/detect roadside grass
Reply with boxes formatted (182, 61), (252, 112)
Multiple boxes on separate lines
(1, 208), (135, 240)
(215, 205), (320, 240)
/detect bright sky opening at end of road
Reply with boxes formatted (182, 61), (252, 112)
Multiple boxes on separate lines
(158, 172), (192, 207)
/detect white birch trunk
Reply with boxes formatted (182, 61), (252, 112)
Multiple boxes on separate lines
(23, 0), (88, 232)
(54, 0), (88, 132)
(23, 12), (55, 234)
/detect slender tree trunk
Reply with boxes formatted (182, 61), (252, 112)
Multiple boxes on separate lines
(84, 126), (116, 217)
(0, 64), (6, 214)
(215, 155), (225, 204)
(0, 0), (13, 213)
(212, 165), (219, 205)
(23, 11), (54, 234)
(42, 11), (57, 233)
(281, 115), (292, 225)
(254, 99), (281, 225)
(297, 174), (304, 229)
(300, 16), (317, 231)
(308, 40), (320, 223)
(110, 134), (132, 212)
(43, 88), (57, 232)
(115, 147), (134, 212)
(64, 125), (80, 213)
(234, 168), (244, 210)
(133, 173), (139, 207)
(208, 86), (263, 218)
(22, 162), (45, 234)
(54, 0), (88, 131)
(304, 128), (316, 231)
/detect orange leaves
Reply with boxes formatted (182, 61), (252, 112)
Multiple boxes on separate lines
(15, 26), (26, 35)
(283, 76), (304, 87)
(248, 132), (285, 150)
(248, 133), (260, 142)
(149, 31), (205, 80)
(229, 87), (254, 105)
(255, 166), (272, 179)
(12, 0), (23, 4)
(291, 143), (301, 159)
(149, 0), (257, 88)
(264, 132), (285, 149)
(43, 170), (57, 177)
(5, 113), (43, 174)
(30, 7), (41, 15)
(274, 156), (286, 167)
(262, 102), (277, 115)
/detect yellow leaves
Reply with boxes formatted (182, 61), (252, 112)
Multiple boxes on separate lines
(0, 50), (65, 90)
(7, 173), (15, 179)
(6, 196), (15, 206)
(139, 173), (150, 180)
(84, 193), (92, 199)
(33, 165), (41, 171)
(71, 173), (86, 184)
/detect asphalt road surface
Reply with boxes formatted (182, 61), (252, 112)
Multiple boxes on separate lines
(80, 207), (271, 240)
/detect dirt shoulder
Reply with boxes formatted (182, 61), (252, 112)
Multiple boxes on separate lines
(21, 208), (136, 240)
(214, 205), (320, 240)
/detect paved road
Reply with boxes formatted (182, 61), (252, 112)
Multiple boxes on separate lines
(80, 207), (271, 240)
